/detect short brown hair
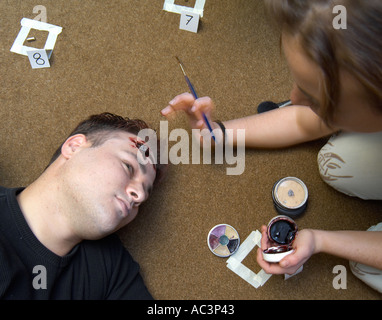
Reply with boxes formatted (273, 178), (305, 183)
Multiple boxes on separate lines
(265, 0), (382, 124)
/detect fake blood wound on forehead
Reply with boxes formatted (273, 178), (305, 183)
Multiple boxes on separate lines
(129, 137), (149, 155)
(128, 137), (156, 171)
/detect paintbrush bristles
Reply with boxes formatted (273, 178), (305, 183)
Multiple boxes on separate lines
(175, 56), (187, 76)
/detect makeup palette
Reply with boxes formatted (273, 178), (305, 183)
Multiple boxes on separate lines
(207, 224), (240, 257)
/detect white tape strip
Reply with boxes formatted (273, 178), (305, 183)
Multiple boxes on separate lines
(227, 262), (263, 288)
(256, 269), (272, 286)
(163, 0), (206, 17)
(226, 230), (272, 288)
(10, 18), (62, 56)
(226, 229), (303, 288)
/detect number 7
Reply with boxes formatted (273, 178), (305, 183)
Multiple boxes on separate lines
(186, 14), (193, 25)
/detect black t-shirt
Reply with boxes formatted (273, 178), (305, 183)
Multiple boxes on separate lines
(0, 187), (152, 300)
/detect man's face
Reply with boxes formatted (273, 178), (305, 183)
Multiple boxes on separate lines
(62, 131), (156, 239)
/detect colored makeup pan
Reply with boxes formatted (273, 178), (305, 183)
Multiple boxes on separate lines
(207, 224), (240, 257)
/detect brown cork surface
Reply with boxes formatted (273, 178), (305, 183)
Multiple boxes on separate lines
(1, 0), (381, 300)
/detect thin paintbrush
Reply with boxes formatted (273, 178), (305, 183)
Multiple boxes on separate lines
(175, 56), (216, 142)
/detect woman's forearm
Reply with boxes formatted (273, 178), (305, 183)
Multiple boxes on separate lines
(223, 106), (335, 148)
(312, 229), (382, 269)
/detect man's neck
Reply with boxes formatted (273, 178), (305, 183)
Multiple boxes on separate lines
(16, 174), (81, 257)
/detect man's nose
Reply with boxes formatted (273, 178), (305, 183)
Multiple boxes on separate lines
(126, 182), (145, 204)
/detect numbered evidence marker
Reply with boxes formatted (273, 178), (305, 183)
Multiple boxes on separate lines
(27, 49), (52, 69)
(179, 10), (200, 33)
(163, 0), (204, 33)
(10, 18), (62, 69)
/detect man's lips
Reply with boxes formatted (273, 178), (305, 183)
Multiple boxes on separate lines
(116, 197), (131, 218)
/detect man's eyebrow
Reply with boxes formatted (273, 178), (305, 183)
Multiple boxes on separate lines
(298, 85), (320, 106)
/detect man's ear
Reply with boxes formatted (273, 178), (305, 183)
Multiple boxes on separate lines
(61, 134), (89, 159)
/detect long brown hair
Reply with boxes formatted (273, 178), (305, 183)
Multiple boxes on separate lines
(265, 0), (382, 124)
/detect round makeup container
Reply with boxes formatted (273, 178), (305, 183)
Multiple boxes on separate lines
(262, 215), (298, 263)
(262, 245), (293, 263)
(207, 224), (240, 257)
(272, 177), (308, 218)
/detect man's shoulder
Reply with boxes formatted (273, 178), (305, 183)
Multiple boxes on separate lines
(0, 186), (23, 201)
(0, 186), (9, 197)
